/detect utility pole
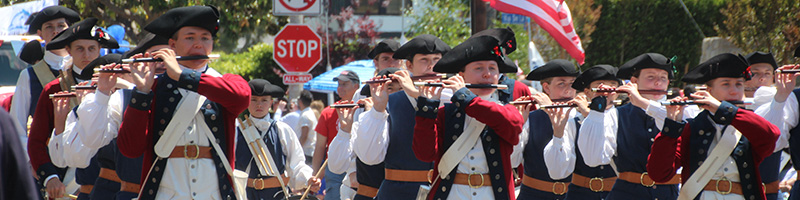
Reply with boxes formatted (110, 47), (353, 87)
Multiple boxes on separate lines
(471, 0), (487, 34)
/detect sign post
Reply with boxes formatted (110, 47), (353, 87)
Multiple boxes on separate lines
(273, 24), (322, 85)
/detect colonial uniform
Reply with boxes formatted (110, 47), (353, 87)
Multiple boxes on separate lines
(647, 53), (780, 200)
(511, 59), (581, 199)
(578, 53), (685, 200)
(48, 54), (124, 200)
(353, 34), (450, 200)
(413, 35), (524, 200)
(473, 28), (532, 104)
(28, 17), (118, 199)
(745, 51), (784, 199)
(11, 5), (78, 140)
(235, 79), (313, 200)
(335, 68), (400, 200)
(116, 6), (250, 200)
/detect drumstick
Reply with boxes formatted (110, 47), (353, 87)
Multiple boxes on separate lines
(300, 159), (328, 200)
(414, 82), (508, 89)
(120, 54), (220, 63)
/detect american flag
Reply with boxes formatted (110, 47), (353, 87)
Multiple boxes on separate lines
(484, 0), (585, 64)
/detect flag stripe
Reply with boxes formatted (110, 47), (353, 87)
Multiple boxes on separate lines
(484, 0), (586, 64)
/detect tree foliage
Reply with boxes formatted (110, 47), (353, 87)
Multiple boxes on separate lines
(717, 0), (800, 64)
(213, 43), (285, 88)
(55, 0), (288, 52)
(404, 0), (471, 47)
(310, 5), (381, 76)
(585, 0), (727, 85)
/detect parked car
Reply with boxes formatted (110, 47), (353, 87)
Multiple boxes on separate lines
(0, 35), (42, 110)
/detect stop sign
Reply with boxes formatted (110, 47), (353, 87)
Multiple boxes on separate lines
(273, 24), (322, 73)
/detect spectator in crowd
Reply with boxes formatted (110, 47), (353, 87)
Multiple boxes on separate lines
(297, 90), (318, 163)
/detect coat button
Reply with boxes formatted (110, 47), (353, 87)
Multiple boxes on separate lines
(159, 130), (164, 135)
(703, 140), (708, 144)
(452, 135), (458, 140)
(728, 107), (734, 112)
(698, 149), (704, 154)
(142, 103), (148, 107)
(743, 162), (748, 168)
(720, 117), (726, 121)
(441, 186), (447, 192)
(423, 106), (429, 112)
(497, 187), (503, 192)
(160, 119), (166, 124)
(664, 127), (669, 132)
(155, 166), (160, 172)
(167, 83), (173, 88)
(648, 128), (652, 132)
(486, 136), (492, 142)
(495, 174), (500, 180)
(169, 97), (175, 102)
(455, 102), (460, 107)
(455, 124), (460, 129)
(173, 90), (179, 95)
(456, 113), (461, 118)
(187, 85), (193, 89)
(131, 98), (137, 104)
(163, 108), (169, 113)
(698, 130), (704, 135)
(206, 104), (212, 109)
(492, 161), (498, 166)
(211, 114), (217, 120)
(489, 149), (495, 154)
(212, 127), (218, 132)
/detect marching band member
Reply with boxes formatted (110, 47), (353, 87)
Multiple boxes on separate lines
(471, 27), (532, 103)
(352, 34), (450, 199)
(744, 51), (785, 200)
(235, 79), (316, 200)
(28, 17), (119, 199)
(512, 59), (582, 199)
(11, 6), (80, 134)
(116, 6), (250, 200)
(648, 53), (780, 200)
(47, 54), (124, 200)
(413, 35), (524, 200)
(578, 53), (685, 199)
(329, 67), (402, 200)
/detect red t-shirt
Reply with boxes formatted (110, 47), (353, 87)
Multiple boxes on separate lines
(314, 107), (339, 147)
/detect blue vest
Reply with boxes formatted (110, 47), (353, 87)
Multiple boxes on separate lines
(685, 110), (761, 200)
(518, 110), (571, 199)
(137, 76), (234, 200)
(376, 91), (433, 200)
(606, 104), (678, 200)
(235, 119), (287, 200)
(429, 103), (509, 200)
(786, 89), (800, 200)
(26, 66), (59, 115)
(567, 116), (615, 199)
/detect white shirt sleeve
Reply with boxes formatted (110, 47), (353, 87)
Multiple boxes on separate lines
(543, 117), (577, 180)
(352, 109), (390, 165)
(510, 119), (528, 167)
(276, 121), (313, 190)
(327, 124), (355, 174)
(755, 94), (798, 152)
(273, 109), (283, 121)
(48, 111), (95, 168)
(577, 107), (618, 167)
(10, 69), (31, 135)
(77, 91), (123, 149)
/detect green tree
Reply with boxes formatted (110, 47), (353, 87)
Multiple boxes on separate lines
(718, 0), (800, 64)
(404, 0), (471, 47)
(56, 0), (287, 52)
(213, 43), (285, 87)
(585, 0), (728, 86)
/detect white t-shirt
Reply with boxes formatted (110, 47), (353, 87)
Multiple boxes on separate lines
(298, 107), (318, 156)
(279, 110), (302, 137)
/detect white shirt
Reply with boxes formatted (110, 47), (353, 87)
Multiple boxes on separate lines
(755, 92), (797, 153)
(510, 109), (579, 180)
(9, 51), (69, 146)
(327, 113), (364, 174)
(278, 110), (301, 136)
(298, 107), (318, 156)
(243, 115), (313, 189)
(578, 101), (695, 167)
(352, 90), (452, 165)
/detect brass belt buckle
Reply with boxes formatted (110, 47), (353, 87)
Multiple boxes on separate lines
(427, 170), (434, 184)
(640, 172), (656, 187)
(184, 144), (200, 159)
(716, 177), (732, 195)
(467, 172), (485, 189)
(589, 177), (604, 192)
(553, 182), (567, 195)
(253, 178), (266, 190)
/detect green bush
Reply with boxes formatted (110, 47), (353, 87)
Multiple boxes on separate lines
(212, 43), (286, 89)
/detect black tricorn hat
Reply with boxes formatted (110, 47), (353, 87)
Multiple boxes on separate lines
(249, 79), (285, 97)
(78, 53), (122, 80)
(525, 59), (580, 81)
(682, 53), (751, 84)
(572, 64), (620, 90)
(745, 51), (778, 69)
(367, 39), (401, 59)
(617, 53), (674, 79)
(392, 34), (450, 60)
(46, 18), (119, 50)
(432, 35), (517, 73)
(471, 27), (516, 54)
(19, 40), (44, 65)
(27, 6), (80, 34)
(144, 5), (220, 39)
(123, 33), (170, 58)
